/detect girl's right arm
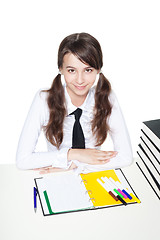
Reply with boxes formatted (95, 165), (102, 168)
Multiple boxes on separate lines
(16, 90), (71, 170)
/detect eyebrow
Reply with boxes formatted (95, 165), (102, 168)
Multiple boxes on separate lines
(66, 66), (93, 69)
(66, 66), (75, 69)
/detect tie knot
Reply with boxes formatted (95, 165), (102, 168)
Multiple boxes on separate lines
(70, 108), (82, 121)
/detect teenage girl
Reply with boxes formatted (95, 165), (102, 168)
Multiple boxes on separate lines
(16, 32), (133, 174)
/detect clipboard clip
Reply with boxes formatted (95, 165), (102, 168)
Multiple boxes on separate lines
(81, 179), (87, 184)
(89, 197), (96, 203)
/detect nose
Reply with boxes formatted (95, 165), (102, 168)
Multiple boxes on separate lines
(75, 72), (85, 85)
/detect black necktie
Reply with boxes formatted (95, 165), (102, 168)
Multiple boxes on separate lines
(70, 108), (85, 149)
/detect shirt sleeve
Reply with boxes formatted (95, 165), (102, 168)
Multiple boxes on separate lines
(73, 91), (133, 173)
(16, 90), (71, 170)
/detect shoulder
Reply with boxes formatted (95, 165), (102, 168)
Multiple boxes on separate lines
(35, 88), (48, 100)
(108, 90), (122, 118)
(33, 88), (48, 105)
(30, 88), (49, 115)
(109, 89), (116, 101)
(108, 90), (119, 107)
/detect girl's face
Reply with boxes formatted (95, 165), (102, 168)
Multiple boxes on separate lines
(60, 53), (99, 103)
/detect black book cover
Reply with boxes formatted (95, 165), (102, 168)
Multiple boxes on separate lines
(143, 119), (160, 139)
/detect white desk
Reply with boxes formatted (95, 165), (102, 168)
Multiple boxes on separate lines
(0, 161), (159, 240)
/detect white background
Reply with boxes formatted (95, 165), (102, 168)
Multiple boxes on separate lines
(0, 0), (159, 164)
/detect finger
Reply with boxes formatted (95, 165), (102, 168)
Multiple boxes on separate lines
(39, 167), (67, 174)
(34, 168), (46, 171)
(98, 160), (110, 165)
(69, 163), (78, 170)
(39, 170), (48, 174)
(96, 150), (117, 156)
(34, 166), (52, 171)
(35, 168), (50, 172)
(99, 151), (118, 159)
(39, 168), (51, 174)
(100, 159), (110, 164)
(102, 151), (118, 156)
(92, 159), (110, 165)
(96, 153), (118, 162)
(97, 156), (110, 161)
(97, 154), (115, 161)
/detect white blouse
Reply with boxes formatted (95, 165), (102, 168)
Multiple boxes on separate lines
(16, 84), (133, 173)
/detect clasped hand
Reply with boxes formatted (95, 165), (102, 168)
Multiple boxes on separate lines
(69, 148), (117, 165)
(35, 149), (117, 174)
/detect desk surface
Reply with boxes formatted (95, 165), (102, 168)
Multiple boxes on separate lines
(0, 161), (159, 240)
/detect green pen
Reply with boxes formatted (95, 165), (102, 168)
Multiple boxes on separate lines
(113, 188), (124, 199)
(43, 190), (54, 215)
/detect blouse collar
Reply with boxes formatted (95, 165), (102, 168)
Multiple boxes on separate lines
(64, 83), (95, 116)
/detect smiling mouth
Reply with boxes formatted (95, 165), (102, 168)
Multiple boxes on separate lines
(74, 85), (87, 90)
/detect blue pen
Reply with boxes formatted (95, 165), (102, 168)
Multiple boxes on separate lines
(109, 178), (132, 200)
(116, 182), (132, 200)
(122, 189), (132, 200)
(34, 187), (37, 213)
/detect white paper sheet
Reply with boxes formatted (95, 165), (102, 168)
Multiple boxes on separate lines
(37, 171), (93, 214)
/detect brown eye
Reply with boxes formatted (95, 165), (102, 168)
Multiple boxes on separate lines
(85, 69), (92, 73)
(68, 69), (75, 73)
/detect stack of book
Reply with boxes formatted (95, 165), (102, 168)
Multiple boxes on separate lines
(137, 119), (160, 199)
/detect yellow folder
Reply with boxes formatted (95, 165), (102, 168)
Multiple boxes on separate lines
(80, 169), (138, 207)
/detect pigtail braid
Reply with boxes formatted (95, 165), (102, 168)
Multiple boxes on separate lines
(92, 73), (112, 146)
(42, 74), (66, 149)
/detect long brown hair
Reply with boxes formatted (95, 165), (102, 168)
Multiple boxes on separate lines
(43, 33), (112, 148)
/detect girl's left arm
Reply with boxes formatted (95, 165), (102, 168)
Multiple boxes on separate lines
(76, 91), (133, 173)
(105, 91), (133, 168)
